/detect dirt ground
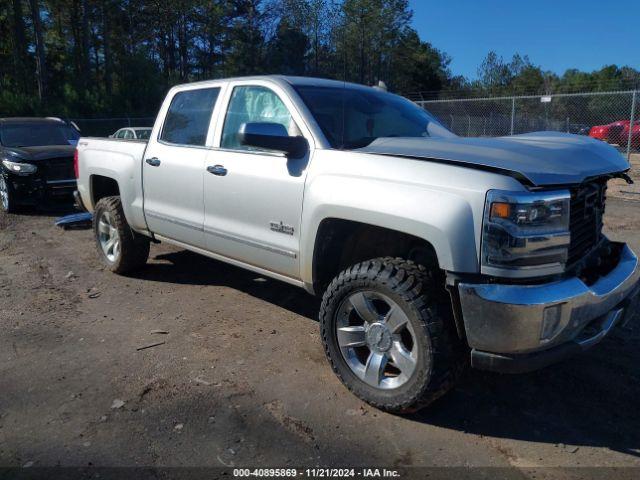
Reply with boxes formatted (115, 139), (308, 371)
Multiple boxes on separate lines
(1, 192), (639, 478)
(607, 153), (640, 200)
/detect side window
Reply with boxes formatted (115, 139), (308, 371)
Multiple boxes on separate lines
(122, 129), (134, 139)
(160, 87), (220, 146)
(115, 130), (125, 138)
(221, 86), (298, 150)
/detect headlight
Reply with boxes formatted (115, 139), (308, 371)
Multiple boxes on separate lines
(482, 189), (570, 277)
(2, 159), (37, 174)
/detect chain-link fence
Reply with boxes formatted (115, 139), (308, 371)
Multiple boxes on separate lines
(418, 90), (639, 160)
(70, 91), (640, 160)
(70, 117), (156, 137)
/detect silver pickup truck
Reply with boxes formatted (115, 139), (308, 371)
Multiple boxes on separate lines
(76, 75), (639, 412)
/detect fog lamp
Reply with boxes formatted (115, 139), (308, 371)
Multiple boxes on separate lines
(540, 304), (563, 341)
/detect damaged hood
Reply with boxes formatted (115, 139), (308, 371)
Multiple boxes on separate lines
(356, 131), (630, 186)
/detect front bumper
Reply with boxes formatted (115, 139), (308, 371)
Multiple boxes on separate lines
(7, 173), (76, 205)
(458, 243), (640, 373)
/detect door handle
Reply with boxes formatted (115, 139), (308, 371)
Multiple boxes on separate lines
(207, 165), (227, 176)
(145, 157), (161, 167)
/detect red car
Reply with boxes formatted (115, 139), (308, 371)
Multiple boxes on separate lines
(620, 121), (640, 149)
(589, 120), (630, 145)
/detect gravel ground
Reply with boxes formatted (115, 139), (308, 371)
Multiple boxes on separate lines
(608, 154), (640, 200)
(0, 196), (639, 479)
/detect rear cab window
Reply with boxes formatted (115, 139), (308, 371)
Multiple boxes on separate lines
(160, 87), (221, 146)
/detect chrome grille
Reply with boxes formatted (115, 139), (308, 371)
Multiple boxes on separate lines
(568, 180), (606, 265)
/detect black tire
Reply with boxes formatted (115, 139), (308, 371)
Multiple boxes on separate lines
(320, 257), (465, 413)
(0, 174), (17, 214)
(93, 196), (150, 274)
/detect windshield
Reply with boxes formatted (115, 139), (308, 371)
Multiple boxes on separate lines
(0, 123), (80, 147)
(134, 129), (151, 139)
(294, 85), (455, 149)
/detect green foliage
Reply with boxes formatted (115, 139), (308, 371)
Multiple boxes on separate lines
(0, 0), (637, 117)
(471, 51), (639, 99)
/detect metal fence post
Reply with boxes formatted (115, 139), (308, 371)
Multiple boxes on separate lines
(510, 97), (515, 135)
(627, 90), (637, 161)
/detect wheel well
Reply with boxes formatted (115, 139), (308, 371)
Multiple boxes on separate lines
(312, 218), (440, 294)
(91, 175), (120, 206)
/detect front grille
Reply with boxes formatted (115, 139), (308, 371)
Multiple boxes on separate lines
(568, 179), (607, 265)
(40, 157), (74, 182)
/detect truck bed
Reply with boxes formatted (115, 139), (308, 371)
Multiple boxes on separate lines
(76, 136), (149, 232)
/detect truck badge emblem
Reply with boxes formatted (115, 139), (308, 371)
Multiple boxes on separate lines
(270, 221), (294, 235)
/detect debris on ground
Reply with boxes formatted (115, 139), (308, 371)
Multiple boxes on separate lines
(54, 212), (93, 230)
(193, 377), (212, 386)
(111, 399), (125, 409)
(150, 329), (169, 335)
(136, 341), (166, 351)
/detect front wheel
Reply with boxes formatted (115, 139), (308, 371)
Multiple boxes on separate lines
(0, 175), (17, 213)
(319, 257), (465, 413)
(93, 196), (150, 274)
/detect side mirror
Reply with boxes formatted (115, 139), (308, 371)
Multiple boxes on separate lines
(238, 122), (308, 158)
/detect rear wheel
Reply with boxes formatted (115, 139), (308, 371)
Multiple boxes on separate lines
(0, 175), (16, 213)
(93, 196), (150, 274)
(320, 257), (465, 413)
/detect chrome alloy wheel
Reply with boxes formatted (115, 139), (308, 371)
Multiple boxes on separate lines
(98, 211), (120, 262)
(336, 291), (418, 390)
(0, 176), (9, 211)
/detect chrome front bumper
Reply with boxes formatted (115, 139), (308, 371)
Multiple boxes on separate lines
(458, 243), (640, 367)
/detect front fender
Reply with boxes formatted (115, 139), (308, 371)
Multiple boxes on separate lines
(299, 174), (481, 286)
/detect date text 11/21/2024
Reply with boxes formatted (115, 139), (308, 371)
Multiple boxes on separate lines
(233, 468), (401, 478)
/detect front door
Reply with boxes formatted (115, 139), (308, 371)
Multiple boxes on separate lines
(203, 84), (311, 279)
(143, 86), (221, 249)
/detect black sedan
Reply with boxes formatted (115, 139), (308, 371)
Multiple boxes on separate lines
(0, 117), (79, 212)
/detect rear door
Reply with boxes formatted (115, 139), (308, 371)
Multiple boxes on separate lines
(142, 85), (223, 249)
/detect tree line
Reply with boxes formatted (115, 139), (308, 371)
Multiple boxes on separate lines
(1, 0), (638, 117)
(451, 51), (640, 101)
(1, 0), (460, 116)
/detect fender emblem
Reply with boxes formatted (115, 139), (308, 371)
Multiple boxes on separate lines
(270, 221), (294, 235)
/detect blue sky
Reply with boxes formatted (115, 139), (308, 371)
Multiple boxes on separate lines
(409, 0), (639, 80)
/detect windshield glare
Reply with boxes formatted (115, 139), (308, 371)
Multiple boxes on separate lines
(0, 123), (80, 147)
(294, 85), (455, 149)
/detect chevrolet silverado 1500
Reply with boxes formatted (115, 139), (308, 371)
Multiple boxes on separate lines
(75, 76), (639, 412)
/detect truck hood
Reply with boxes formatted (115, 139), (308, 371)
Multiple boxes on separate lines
(356, 132), (630, 186)
(3, 145), (75, 162)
